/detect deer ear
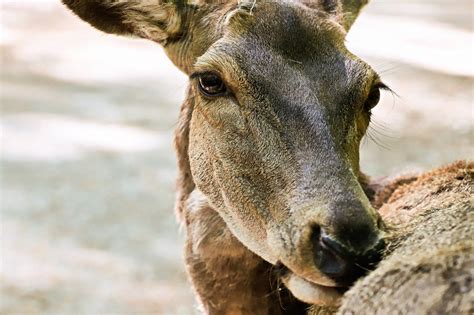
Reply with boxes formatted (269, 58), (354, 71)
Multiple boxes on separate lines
(338, 0), (369, 30)
(62, 0), (219, 73)
(62, 0), (188, 43)
(308, 0), (368, 31)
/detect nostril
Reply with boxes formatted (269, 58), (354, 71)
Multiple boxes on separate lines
(310, 224), (322, 255)
(311, 227), (386, 286)
(311, 227), (349, 279)
(362, 237), (385, 266)
(316, 247), (347, 278)
(321, 235), (352, 258)
(310, 224), (322, 242)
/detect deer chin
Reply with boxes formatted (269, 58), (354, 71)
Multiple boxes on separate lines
(281, 272), (343, 306)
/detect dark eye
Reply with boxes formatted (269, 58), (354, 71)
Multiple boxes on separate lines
(364, 84), (382, 111)
(198, 73), (227, 97)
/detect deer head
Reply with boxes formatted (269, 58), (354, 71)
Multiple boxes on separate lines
(63, 0), (386, 305)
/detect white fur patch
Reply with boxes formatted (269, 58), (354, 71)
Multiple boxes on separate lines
(107, 0), (185, 42)
(283, 273), (342, 306)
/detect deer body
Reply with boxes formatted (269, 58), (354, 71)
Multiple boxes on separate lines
(307, 161), (474, 315)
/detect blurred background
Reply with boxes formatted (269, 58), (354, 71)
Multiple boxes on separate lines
(1, 0), (472, 314)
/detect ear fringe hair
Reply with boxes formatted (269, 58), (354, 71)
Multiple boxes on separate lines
(238, 0), (257, 13)
(103, 1), (183, 42)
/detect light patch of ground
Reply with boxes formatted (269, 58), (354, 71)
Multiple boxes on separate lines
(1, 1), (472, 314)
(348, 14), (474, 77)
(1, 113), (169, 161)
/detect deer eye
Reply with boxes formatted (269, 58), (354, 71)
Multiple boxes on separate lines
(197, 73), (227, 97)
(364, 83), (383, 111)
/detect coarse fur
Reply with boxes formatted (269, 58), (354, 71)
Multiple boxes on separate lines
(342, 161), (473, 314)
(62, 1), (472, 314)
(308, 161), (474, 314)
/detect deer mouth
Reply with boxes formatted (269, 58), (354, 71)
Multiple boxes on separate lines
(274, 263), (346, 306)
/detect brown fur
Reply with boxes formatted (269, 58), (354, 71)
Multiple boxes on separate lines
(308, 161), (474, 314)
(177, 92), (309, 314)
(61, 1), (472, 314)
(178, 89), (309, 314)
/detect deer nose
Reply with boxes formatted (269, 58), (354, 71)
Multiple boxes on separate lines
(311, 226), (385, 287)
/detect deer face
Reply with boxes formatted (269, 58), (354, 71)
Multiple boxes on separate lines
(64, 0), (385, 305)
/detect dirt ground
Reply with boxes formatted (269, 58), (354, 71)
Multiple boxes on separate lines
(1, 1), (472, 314)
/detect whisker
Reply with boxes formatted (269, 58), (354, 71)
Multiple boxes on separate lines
(354, 262), (372, 272)
(370, 120), (398, 139)
(365, 128), (392, 150)
(379, 65), (402, 76)
(379, 84), (401, 113)
(268, 264), (277, 288)
(375, 61), (408, 78)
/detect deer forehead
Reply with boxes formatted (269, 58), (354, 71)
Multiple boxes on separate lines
(195, 2), (357, 86)
(222, 1), (346, 52)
